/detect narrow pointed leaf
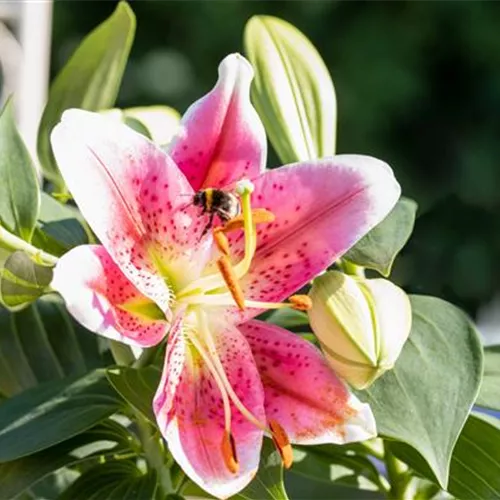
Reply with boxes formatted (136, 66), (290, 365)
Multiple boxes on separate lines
(37, 1), (136, 189)
(0, 420), (136, 499)
(358, 295), (483, 488)
(344, 197), (417, 276)
(0, 369), (121, 461)
(0, 251), (53, 309)
(106, 365), (161, 422)
(31, 193), (89, 256)
(244, 15), (336, 164)
(0, 99), (40, 241)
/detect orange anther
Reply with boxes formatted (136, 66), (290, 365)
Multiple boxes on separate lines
(288, 295), (313, 311)
(221, 431), (239, 474)
(217, 255), (246, 310)
(269, 420), (293, 469)
(213, 228), (230, 256)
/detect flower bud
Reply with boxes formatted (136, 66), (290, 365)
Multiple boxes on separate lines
(308, 271), (411, 389)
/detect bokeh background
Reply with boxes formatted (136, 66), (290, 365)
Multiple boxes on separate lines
(22, 1), (500, 321)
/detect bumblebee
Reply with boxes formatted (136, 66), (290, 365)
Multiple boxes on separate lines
(193, 188), (240, 236)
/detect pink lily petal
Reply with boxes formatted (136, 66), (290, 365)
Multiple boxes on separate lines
(168, 53), (266, 190)
(51, 110), (212, 310)
(225, 155), (400, 321)
(154, 320), (265, 498)
(240, 320), (377, 444)
(52, 245), (169, 348)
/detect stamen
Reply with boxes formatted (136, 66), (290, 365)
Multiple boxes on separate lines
(213, 228), (230, 256)
(221, 209), (275, 233)
(221, 431), (239, 474)
(196, 310), (269, 433)
(288, 295), (313, 311)
(217, 256), (245, 310)
(269, 420), (293, 469)
(182, 324), (232, 433)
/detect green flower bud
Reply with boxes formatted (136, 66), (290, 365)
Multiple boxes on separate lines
(308, 271), (412, 389)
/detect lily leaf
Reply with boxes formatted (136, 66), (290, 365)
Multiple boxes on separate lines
(0, 420), (136, 499)
(58, 460), (157, 500)
(244, 15), (336, 164)
(0, 369), (122, 462)
(37, 1), (136, 190)
(31, 192), (90, 256)
(344, 197), (417, 276)
(0, 295), (102, 397)
(0, 251), (53, 310)
(476, 345), (500, 411)
(0, 98), (40, 242)
(359, 295), (483, 488)
(106, 365), (161, 423)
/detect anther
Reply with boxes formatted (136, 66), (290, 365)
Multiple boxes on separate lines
(213, 228), (230, 256)
(222, 209), (275, 234)
(217, 255), (246, 310)
(221, 431), (239, 474)
(269, 420), (293, 469)
(288, 295), (313, 311)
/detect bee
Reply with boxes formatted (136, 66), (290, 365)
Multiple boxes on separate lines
(193, 188), (240, 237)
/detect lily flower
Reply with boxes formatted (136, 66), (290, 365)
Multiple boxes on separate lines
(51, 54), (400, 498)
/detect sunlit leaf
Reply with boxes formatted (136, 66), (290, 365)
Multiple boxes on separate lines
(344, 197), (417, 276)
(476, 345), (500, 411)
(0, 98), (40, 241)
(244, 15), (336, 164)
(37, 1), (136, 189)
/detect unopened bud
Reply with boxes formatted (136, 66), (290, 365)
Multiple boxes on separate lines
(308, 271), (411, 389)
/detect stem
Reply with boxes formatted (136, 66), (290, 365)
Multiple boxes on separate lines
(339, 258), (365, 277)
(0, 225), (59, 265)
(110, 341), (172, 496)
(135, 411), (173, 496)
(384, 443), (410, 499)
(132, 345), (160, 369)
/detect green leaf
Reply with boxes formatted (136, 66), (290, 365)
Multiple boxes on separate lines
(390, 413), (500, 499)
(0, 99), (40, 241)
(476, 345), (500, 411)
(106, 365), (161, 423)
(359, 295), (483, 488)
(0, 369), (122, 461)
(31, 193), (89, 256)
(244, 16), (336, 164)
(37, 2), (136, 189)
(0, 251), (53, 309)
(58, 461), (157, 500)
(0, 420), (137, 499)
(265, 309), (309, 330)
(344, 197), (417, 276)
(124, 106), (180, 145)
(0, 295), (102, 396)
(290, 444), (383, 491)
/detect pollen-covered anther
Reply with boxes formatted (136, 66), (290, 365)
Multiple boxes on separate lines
(269, 420), (293, 469)
(217, 255), (246, 310)
(288, 295), (313, 311)
(213, 228), (230, 256)
(221, 431), (239, 474)
(221, 208), (275, 234)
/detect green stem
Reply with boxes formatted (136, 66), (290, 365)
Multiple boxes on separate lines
(0, 225), (59, 266)
(384, 443), (410, 499)
(339, 258), (365, 278)
(133, 345), (160, 369)
(135, 411), (173, 496)
(110, 341), (172, 496)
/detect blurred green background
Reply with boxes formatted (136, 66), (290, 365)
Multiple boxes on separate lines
(50, 0), (500, 317)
